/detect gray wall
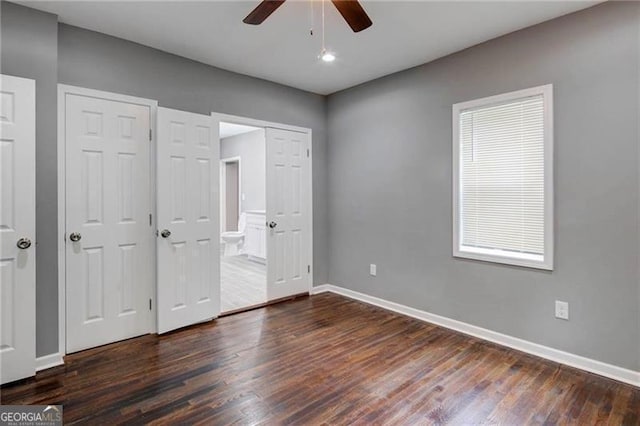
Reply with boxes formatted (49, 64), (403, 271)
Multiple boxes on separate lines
(1, 2), (59, 357)
(327, 1), (640, 371)
(221, 129), (266, 214)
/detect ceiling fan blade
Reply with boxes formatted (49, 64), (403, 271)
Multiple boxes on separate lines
(243, 0), (286, 25)
(331, 0), (372, 33)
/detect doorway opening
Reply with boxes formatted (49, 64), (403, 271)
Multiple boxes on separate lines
(219, 122), (267, 313)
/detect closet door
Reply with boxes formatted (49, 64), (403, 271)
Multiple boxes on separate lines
(64, 88), (154, 353)
(156, 107), (219, 334)
(0, 75), (36, 384)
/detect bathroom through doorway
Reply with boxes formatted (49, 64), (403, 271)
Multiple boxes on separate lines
(219, 122), (267, 312)
(216, 113), (313, 315)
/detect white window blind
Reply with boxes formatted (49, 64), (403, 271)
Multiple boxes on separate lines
(453, 85), (553, 270)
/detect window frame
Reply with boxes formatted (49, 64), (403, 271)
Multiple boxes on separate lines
(452, 84), (554, 270)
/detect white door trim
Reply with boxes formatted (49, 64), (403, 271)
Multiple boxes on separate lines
(220, 156), (241, 233)
(211, 112), (313, 295)
(211, 112), (310, 134)
(57, 84), (158, 357)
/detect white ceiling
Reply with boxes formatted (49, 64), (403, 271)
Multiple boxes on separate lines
(220, 122), (261, 139)
(22, 0), (600, 95)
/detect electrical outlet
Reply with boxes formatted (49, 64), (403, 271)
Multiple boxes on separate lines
(555, 300), (569, 320)
(369, 264), (377, 276)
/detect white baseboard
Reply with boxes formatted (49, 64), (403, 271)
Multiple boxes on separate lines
(36, 352), (64, 372)
(311, 284), (640, 387)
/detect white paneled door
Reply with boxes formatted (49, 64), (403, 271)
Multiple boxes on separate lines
(64, 90), (154, 353)
(0, 75), (36, 384)
(265, 128), (311, 300)
(156, 108), (219, 334)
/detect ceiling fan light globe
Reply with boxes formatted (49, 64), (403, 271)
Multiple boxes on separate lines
(321, 51), (336, 62)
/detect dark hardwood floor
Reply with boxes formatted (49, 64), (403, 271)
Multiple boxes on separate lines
(2, 293), (639, 424)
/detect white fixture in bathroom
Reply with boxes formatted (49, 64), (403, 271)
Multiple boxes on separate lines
(221, 212), (247, 257)
(243, 211), (267, 262)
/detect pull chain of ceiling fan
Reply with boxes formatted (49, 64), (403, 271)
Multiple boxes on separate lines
(322, 0), (326, 51)
(309, 0), (314, 36)
(319, 0), (335, 62)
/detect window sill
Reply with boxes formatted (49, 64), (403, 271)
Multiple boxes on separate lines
(454, 246), (553, 271)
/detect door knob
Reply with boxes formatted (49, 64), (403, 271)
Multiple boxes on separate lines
(267, 221), (277, 229)
(160, 229), (171, 238)
(69, 232), (81, 242)
(16, 238), (32, 249)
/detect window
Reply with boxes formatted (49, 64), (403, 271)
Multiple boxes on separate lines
(452, 85), (553, 270)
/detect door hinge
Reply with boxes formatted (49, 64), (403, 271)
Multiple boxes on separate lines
(149, 299), (152, 310)
(307, 148), (310, 158)
(149, 213), (152, 226)
(149, 128), (152, 141)
(308, 265), (311, 274)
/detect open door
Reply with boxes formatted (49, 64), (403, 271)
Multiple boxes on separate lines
(156, 108), (220, 334)
(0, 75), (36, 384)
(265, 128), (312, 300)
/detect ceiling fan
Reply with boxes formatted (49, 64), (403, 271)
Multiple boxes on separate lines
(243, 0), (372, 33)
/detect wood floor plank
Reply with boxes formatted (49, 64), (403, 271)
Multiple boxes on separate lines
(1, 293), (639, 424)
